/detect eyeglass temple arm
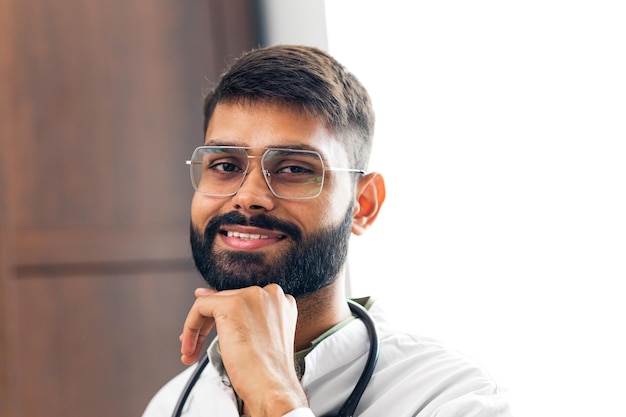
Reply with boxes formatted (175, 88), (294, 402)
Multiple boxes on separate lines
(325, 167), (366, 175)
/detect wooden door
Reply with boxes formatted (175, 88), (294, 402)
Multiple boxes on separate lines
(0, 1), (259, 416)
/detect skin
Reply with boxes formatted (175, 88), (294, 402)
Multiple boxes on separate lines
(180, 102), (386, 417)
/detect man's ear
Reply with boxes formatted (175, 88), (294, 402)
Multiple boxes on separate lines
(352, 172), (386, 235)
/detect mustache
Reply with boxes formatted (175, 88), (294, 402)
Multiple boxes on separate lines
(201, 211), (302, 242)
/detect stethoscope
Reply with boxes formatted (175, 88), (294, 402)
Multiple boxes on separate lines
(172, 299), (380, 417)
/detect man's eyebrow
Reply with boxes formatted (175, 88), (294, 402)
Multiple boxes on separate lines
(204, 139), (241, 147)
(203, 139), (322, 154)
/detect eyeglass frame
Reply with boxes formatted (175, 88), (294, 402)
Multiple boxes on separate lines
(185, 145), (366, 200)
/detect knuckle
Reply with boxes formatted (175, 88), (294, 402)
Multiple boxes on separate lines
(264, 283), (285, 296)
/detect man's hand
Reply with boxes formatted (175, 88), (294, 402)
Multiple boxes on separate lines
(180, 284), (309, 417)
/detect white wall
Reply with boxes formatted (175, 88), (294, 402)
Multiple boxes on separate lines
(258, 1), (625, 416)
(324, 2), (626, 417)
(258, 0), (328, 48)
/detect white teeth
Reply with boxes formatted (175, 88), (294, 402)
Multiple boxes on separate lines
(227, 231), (270, 240)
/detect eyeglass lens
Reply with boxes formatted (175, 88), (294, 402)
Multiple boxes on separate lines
(189, 147), (325, 199)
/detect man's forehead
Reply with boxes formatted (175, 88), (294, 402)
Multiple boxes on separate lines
(204, 102), (349, 162)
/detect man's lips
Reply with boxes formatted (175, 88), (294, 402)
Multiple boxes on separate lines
(219, 226), (287, 248)
(220, 226), (287, 239)
(225, 231), (271, 240)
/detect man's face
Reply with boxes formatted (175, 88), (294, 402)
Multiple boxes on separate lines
(189, 102), (357, 298)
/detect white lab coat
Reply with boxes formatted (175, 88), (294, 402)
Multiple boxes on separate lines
(142, 300), (512, 417)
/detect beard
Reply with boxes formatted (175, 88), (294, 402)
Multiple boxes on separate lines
(190, 205), (353, 298)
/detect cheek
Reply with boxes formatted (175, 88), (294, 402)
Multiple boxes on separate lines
(190, 193), (221, 229)
(316, 182), (355, 224)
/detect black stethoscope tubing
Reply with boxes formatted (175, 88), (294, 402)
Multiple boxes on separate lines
(172, 299), (380, 417)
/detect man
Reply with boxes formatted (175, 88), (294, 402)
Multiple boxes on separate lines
(142, 45), (511, 417)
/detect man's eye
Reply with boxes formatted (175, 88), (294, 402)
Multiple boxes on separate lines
(210, 162), (243, 172)
(274, 165), (317, 175)
(276, 165), (314, 174)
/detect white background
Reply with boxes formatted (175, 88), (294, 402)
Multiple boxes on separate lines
(324, 1), (626, 416)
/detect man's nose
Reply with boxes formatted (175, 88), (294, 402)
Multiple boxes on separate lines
(231, 160), (276, 211)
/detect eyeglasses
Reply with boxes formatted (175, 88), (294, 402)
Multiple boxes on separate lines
(186, 146), (365, 200)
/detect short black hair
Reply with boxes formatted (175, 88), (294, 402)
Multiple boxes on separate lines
(202, 45), (375, 169)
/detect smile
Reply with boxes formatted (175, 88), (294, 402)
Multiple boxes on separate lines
(226, 231), (271, 240)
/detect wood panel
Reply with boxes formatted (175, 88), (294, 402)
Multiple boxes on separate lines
(0, 0), (260, 416)
(1, 0), (19, 414)
(15, 270), (199, 416)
